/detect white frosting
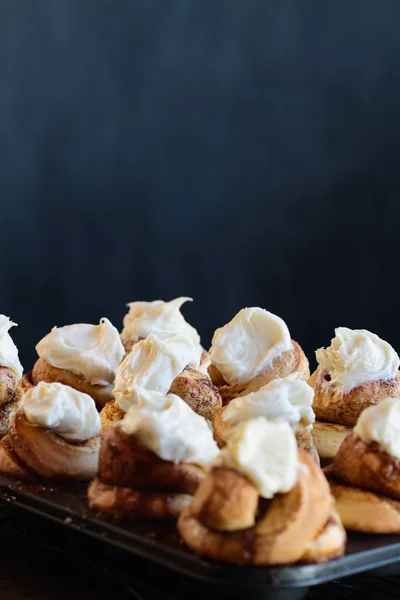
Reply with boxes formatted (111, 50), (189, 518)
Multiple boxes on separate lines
(222, 376), (315, 428)
(0, 316), (23, 379)
(121, 297), (202, 357)
(209, 308), (292, 385)
(36, 318), (124, 386)
(20, 381), (100, 442)
(354, 397), (400, 459)
(316, 327), (399, 394)
(119, 388), (219, 467)
(213, 417), (298, 499)
(114, 333), (201, 411)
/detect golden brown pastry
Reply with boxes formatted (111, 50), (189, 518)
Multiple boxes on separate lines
(310, 327), (400, 460)
(18, 372), (35, 394)
(32, 318), (124, 408)
(212, 376), (319, 463)
(328, 397), (400, 532)
(0, 316), (24, 439)
(90, 389), (219, 519)
(101, 334), (221, 432)
(178, 419), (345, 565)
(208, 308), (309, 404)
(32, 358), (113, 409)
(0, 382), (101, 482)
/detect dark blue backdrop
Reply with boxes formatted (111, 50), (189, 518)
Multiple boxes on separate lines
(1, 0), (399, 368)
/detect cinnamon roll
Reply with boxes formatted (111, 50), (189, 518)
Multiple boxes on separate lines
(310, 327), (400, 460)
(208, 308), (309, 404)
(89, 388), (219, 519)
(178, 418), (345, 564)
(0, 381), (101, 481)
(31, 318), (124, 408)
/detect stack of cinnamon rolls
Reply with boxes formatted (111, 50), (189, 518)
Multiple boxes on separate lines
(1, 296), (400, 564)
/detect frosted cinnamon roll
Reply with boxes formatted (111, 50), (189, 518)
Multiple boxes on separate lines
(89, 388), (219, 519)
(208, 308), (309, 403)
(212, 376), (319, 463)
(0, 316), (23, 439)
(178, 418), (345, 564)
(310, 328), (400, 461)
(328, 398), (400, 533)
(31, 318), (124, 408)
(0, 382), (101, 481)
(100, 333), (221, 431)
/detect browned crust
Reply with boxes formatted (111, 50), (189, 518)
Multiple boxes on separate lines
(0, 367), (19, 407)
(209, 341), (310, 405)
(331, 432), (400, 501)
(189, 467), (259, 532)
(88, 476), (192, 519)
(0, 435), (36, 480)
(32, 358), (113, 408)
(99, 424), (205, 493)
(330, 480), (400, 533)
(178, 449), (333, 565)
(301, 508), (346, 563)
(8, 412), (100, 481)
(169, 366), (222, 420)
(18, 372), (36, 395)
(212, 407), (319, 464)
(100, 367), (222, 433)
(309, 367), (400, 427)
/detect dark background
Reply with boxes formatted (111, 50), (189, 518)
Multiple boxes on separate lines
(1, 0), (399, 370)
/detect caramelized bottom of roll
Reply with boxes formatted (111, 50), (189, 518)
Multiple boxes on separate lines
(99, 425), (205, 492)
(209, 341), (310, 405)
(32, 358), (113, 408)
(301, 508), (346, 563)
(90, 423), (206, 519)
(330, 481), (400, 533)
(178, 449), (343, 565)
(88, 477), (192, 519)
(0, 435), (35, 480)
(4, 412), (100, 481)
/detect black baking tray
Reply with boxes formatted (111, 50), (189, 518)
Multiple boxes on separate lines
(0, 475), (400, 600)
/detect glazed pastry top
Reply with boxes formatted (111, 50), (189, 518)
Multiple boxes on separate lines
(316, 327), (399, 394)
(209, 308), (292, 385)
(0, 315), (23, 379)
(36, 318), (124, 386)
(121, 297), (202, 355)
(213, 417), (298, 498)
(20, 381), (101, 442)
(222, 376), (315, 428)
(119, 388), (219, 467)
(354, 397), (400, 459)
(114, 333), (200, 410)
